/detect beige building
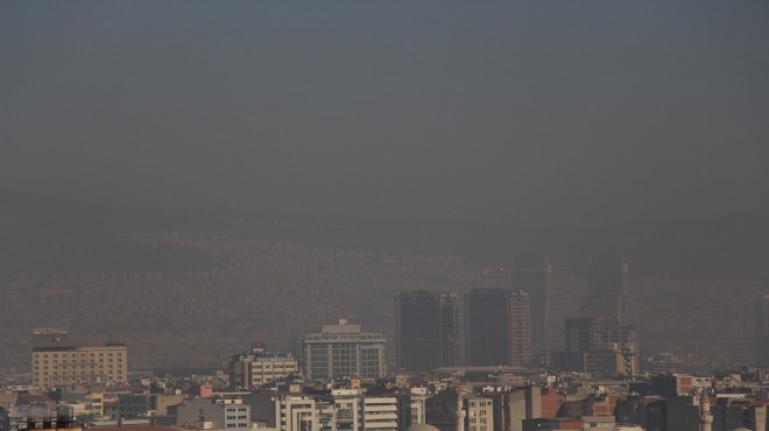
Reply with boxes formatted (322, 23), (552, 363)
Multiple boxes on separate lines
(32, 342), (128, 388)
(229, 342), (298, 389)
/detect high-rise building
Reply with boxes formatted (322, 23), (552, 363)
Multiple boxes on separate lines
(465, 288), (531, 367)
(395, 290), (460, 371)
(553, 317), (638, 376)
(510, 257), (552, 359)
(31, 339), (128, 388)
(302, 319), (386, 381)
(585, 256), (628, 324)
(564, 317), (602, 357)
(756, 294), (769, 367)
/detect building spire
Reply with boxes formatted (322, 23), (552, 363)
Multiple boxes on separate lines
(699, 389), (713, 431)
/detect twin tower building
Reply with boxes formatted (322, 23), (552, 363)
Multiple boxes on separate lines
(395, 256), (629, 371)
(395, 257), (552, 371)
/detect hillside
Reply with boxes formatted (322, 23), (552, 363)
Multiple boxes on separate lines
(0, 189), (767, 374)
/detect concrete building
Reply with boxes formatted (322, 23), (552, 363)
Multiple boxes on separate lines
(176, 398), (250, 431)
(148, 394), (185, 417)
(117, 394), (148, 419)
(244, 392), (317, 431)
(757, 295), (769, 367)
(330, 390), (360, 431)
(302, 320), (386, 381)
(425, 390), (463, 431)
(465, 289), (531, 367)
(31, 341), (128, 388)
(1, 404), (80, 431)
(585, 256), (628, 324)
(510, 257), (553, 363)
(395, 291), (460, 371)
(425, 390), (495, 431)
(506, 386), (542, 431)
(553, 317), (638, 376)
(396, 394), (427, 431)
(465, 395), (494, 431)
(229, 342), (298, 389)
(360, 397), (398, 431)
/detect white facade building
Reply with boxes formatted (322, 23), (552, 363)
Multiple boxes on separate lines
(244, 392), (318, 431)
(361, 397), (398, 431)
(177, 398), (251, 431)
(302, 320), (386, 381)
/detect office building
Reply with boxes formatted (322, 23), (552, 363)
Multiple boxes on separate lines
(510, 257), (552, 360)
(756, 294), (769, 367)
(465, 289), (531, 367)
(31, 336), (128, 388)
(585, 256), (628, 324)
(395, 290), (460, 371)
(302, 319), (386, 381)
(229, 341), (298, 389)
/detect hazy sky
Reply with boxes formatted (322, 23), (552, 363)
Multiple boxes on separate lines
(2, 2), (768, 226)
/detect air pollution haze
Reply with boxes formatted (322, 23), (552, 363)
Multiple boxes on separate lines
(1, 2), (768, 378)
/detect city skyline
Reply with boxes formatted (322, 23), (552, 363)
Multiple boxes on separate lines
(1, 1), (768, 402)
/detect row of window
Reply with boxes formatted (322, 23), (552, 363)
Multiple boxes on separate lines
(36, 357), (123, 362)
(35, 366), (122, 372)
(36, 352), (124, 358)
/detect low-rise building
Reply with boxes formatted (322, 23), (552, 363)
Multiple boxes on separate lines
(244, 392), (317, 431)
(177, 398), (250, 431)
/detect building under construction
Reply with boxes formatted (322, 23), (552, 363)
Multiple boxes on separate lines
(465, 288), (531, 367)
(585, 256), (628, 324)
(511, 257), (553, 363)
(395, 290), (460, 371)
(552, 317), (639, 377)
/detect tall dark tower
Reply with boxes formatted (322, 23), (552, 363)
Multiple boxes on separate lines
(465, 288), (531, 367)
(756, 294), (769, 367)
(395, 290), (460, 371)
(511, 257), (552, 361)
(585, 256), (628, 324)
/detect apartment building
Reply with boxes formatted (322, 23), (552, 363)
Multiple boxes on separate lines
(177, 398), (251, 431)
